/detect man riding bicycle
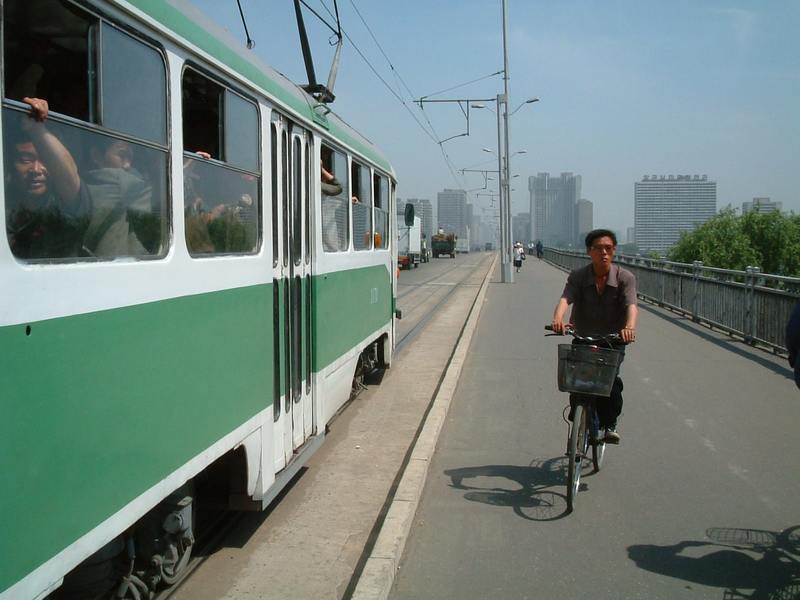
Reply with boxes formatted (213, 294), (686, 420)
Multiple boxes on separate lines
(550, 229), (638, 443)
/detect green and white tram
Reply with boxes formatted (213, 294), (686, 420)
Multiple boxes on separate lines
(0, 1), (397, 597)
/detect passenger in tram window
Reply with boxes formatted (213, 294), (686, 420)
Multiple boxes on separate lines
(206, 172), (257, 252)
(183, 154), (216, 254)
(183, 156), (257, 255)
(321, 145), (348, 252)
(82, 137), (151, 257)
(4, 97), (88, 258)
(320, 155), (342, 197)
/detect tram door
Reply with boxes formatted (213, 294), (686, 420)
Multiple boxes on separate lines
(273, 116), (314, 468)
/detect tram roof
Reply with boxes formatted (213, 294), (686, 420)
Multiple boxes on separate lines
(120, 0), (394, 176)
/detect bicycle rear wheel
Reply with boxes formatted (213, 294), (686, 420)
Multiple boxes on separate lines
(566, 404), (587, 512)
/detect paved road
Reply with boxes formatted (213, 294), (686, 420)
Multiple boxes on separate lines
(390, 257), (800, 600)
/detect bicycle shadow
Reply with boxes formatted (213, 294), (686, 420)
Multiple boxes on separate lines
(444, 456), (583, 521)
(627, 525), (800, 599)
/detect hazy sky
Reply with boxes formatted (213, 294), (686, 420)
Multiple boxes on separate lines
(186, 0), (799, 232)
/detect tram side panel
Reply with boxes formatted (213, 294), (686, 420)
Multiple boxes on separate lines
(0, 282), (275, 598)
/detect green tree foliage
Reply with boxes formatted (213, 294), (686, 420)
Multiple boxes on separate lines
(668, 206), (800, 276)
(740, 210), (800, 276)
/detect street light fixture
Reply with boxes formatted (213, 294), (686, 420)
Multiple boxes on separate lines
(510, 97), (540, 116)
(482, 148), (527, 157)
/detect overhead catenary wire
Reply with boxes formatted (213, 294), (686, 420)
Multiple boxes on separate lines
(314, 0), (473, 192)
(419, 71), (504, 101)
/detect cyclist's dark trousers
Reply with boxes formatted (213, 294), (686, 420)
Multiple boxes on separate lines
(596, 377), (623, 429)
(569, 377), (622, 428)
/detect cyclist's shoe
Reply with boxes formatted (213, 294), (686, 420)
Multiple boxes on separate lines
(603, 428), (621, 444)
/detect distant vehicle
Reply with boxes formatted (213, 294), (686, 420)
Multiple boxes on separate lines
(398, 216), (422, 269)
(432, 230), (456, 258)
(485, 242), (494, 251)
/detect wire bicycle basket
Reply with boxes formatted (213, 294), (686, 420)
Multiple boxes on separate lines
(557, 344), (622, 397)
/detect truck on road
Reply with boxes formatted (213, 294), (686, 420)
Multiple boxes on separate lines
(398, 216), (422, 269)
(431, 230), (456, 258)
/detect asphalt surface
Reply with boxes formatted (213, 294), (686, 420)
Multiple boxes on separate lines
(390, 257), (800, 600)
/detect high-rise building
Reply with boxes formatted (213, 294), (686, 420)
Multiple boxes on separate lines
(634, 174), (716, 254)
(742, 197), (781, 214)
(404, 198), (434, 240)
(529, 172), (582, 247)
(437, 189), (468, 238)
(471, 214), (482, 249)
(512, 212), (530, 245)
(626, 227), (636, 245)
(576, 199), (593, 242)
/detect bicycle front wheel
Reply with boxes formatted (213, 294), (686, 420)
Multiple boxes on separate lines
(590, 405), (606, 472)
(592, 438), (606, 472)
(566, 404), (587, 512)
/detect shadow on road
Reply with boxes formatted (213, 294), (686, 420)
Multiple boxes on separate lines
(628, 525), (800, 599)
(444, 457), (588, 521)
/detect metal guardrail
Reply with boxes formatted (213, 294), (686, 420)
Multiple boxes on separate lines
(543, 248), (800, 355)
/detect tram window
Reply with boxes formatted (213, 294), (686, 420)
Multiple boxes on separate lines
(101, 24), (166, 144)
(3, 0), (94, 121)
(271, 124), (279, 267)
(281, 130), (289, 267)
(320, 144), (348, 253)
(351, 161), (372, 251)
(182, 68), (260, 256)
(304, 139), (311, 263)
(373, 173), (389, 250)
(2, 0), (169, 262)
(224, 91), (258, 172)
(292, 137), (302, 266)
(182, 69), (222, 159)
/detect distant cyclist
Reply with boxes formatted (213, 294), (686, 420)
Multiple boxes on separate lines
(550, 229), (638, 443)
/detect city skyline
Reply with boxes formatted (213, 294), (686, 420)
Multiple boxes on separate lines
(187, 1), (798, 233)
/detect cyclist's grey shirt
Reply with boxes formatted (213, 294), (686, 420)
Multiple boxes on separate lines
(561, 263), (637, 336)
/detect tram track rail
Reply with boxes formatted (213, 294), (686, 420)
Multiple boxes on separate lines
(396, 261), (464, 299)
(395, 255), (492, 353)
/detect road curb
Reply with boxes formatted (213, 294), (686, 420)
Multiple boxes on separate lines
(350, 254), (498, 600)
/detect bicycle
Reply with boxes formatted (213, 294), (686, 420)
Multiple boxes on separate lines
(545, 325), (624, 512)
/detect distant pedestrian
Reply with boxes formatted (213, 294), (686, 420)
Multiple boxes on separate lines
(536, 240), (544, 259)
(786, 300), (800, 389)
(513, 242), (525, 272)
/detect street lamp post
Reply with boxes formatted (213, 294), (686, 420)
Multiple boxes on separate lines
(495, 93), (508, 280)
(500, 0), (513, 282)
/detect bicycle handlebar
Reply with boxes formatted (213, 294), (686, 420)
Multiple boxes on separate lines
(544, 325), (624, 344)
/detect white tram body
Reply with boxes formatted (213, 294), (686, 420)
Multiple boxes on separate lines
(0, 1), (397, 597)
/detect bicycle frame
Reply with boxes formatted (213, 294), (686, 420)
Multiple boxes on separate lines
(547, 325), (622, 513)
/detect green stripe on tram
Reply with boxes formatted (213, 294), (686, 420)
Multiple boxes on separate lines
(0, 284), (272, 592)
(0, 265), (391, 592)
(312, 264), (392, 368)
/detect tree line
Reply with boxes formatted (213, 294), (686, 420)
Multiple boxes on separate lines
(667, 207), (800, 277)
